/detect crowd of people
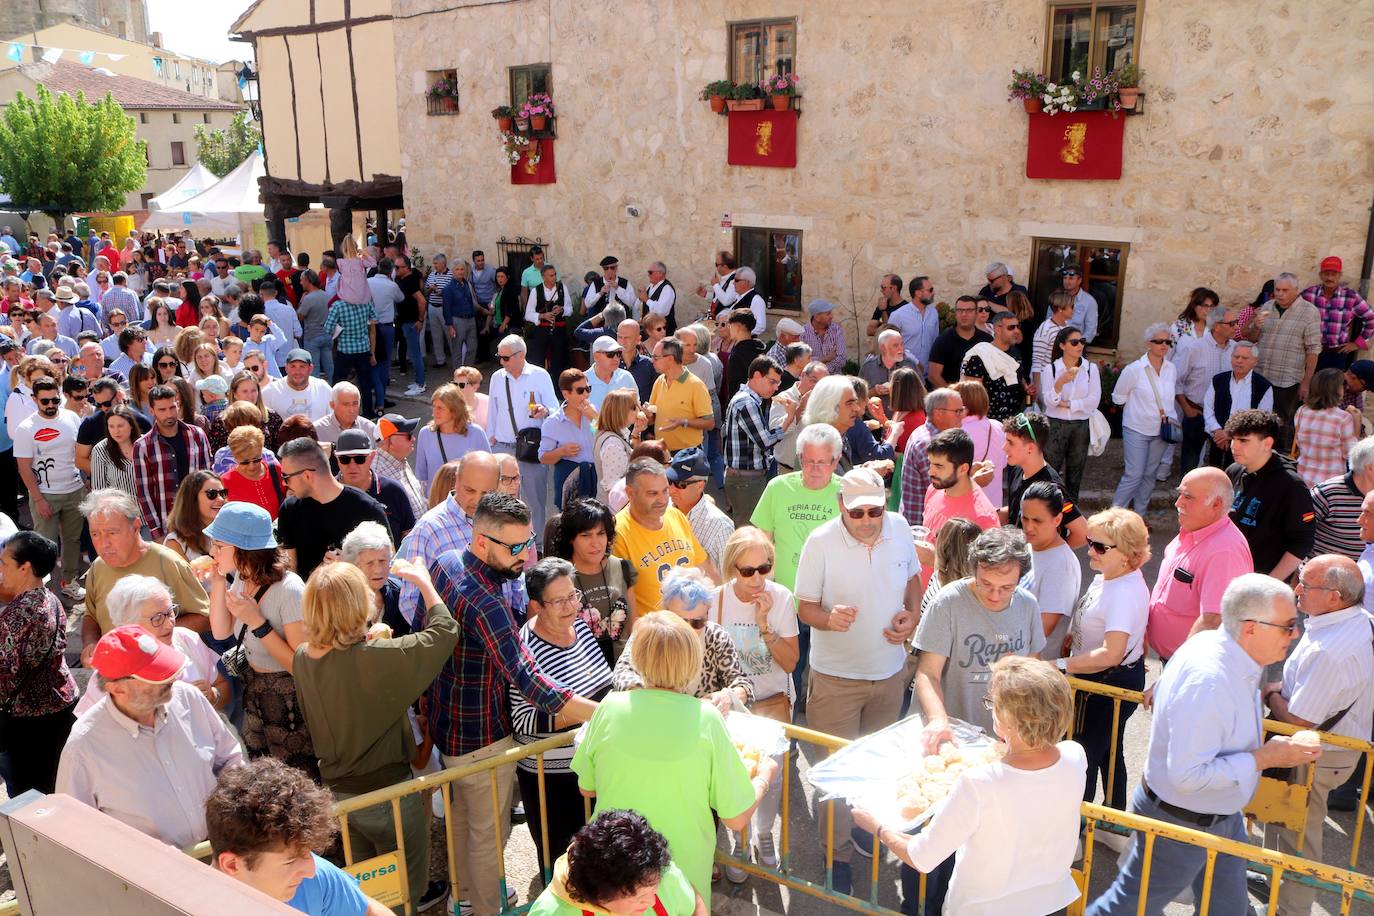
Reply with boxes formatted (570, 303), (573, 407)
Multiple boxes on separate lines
(0, 226), (1370, 916)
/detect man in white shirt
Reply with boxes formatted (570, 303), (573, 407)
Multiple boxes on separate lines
(697, 250), (739, 317)
(1061, 265), (1099, 344)
(582, 255), (637, 318)
(366, 260), (405, 408)
(57, 626), (242, 849)
(14, 376), (86, 597)
(262, 349), (333, 421)
(312, 381), (379, 446)
(1175, 308), (1238, 475)
(732, 267), (767, 337)
(638, 261), (677, 332)
(794, 467), (920, 894)
(887, 277), (941, 373)
(1202, 340), (1274, 468)
(487, 334), (558, 543)
(259, 280), (302, 368)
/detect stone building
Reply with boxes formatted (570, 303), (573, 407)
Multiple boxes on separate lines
(2, 0), (150, 45)
(388, 0), (1374, 360)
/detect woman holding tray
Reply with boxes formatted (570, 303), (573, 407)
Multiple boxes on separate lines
(853, 655), (1085, 916)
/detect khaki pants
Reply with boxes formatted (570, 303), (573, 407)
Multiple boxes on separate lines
(333, 787), (429, 911)
(724, 471), (768, 527)
(803, 666), (908, 862)
(1263, 746), (1360, 916)
(35, 487), (84, 585)
(441, 736), (517, 916)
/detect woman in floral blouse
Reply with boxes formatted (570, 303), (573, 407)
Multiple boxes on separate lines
(0, 531), (77, 794)
(549, 498), (637, 664)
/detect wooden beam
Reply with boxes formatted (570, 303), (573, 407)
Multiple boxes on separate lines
(236, 14), (391, 39)
(260, 174), (404, 202)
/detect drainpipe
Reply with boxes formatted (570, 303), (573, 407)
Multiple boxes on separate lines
(1360, 193), (1374, 300)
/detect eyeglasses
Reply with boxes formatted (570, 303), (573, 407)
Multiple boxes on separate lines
(94, 398), (114, 409)
(1085, 538), (1117, 555)
(571, 386), (591, 395)
(110, 322), (127, 330)
(1064, 338), (1085, 346)
(36, 397), (60, 406)
(683, 615), (708, 630)
(845, 506), (884, 520)
(935, 406), (968, 415)
(145, 605), (179, 628)
(1249, 618), (1300, 635)
(280, 467), (312, 481)
(736, 562), (774, 578)
(540, 588), (585, 609)
(1215, 319), (1236, 326)
(455, 381), (469, 389)
(485, 533), (536, 556)
(1149, 339), (1173, 346)
(202, 488), (229, 500)
(499, 474), (521, 485)
(237, 456), (264, 466)
(1296, 580), (1339, 592)
(337, 454), (370, 465)
(1003, 323), (1021, 331)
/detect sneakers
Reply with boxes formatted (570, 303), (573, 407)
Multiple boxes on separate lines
(456, 886), (517, 915)
(851, 825), (876, 858)
(511, 802), (525, 821)
(61, 582), (86, 601)
(404, 383), (426, 397)
(724, 862), (747, 884)
(417, 880), (450, 913)
(830, 860), (853, 897)
(755, 833), (778, 868)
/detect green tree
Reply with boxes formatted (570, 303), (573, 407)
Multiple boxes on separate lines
(194, 111), (261, 177)
(0, 84), (146, 224)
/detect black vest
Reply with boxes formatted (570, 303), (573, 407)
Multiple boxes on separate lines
(710, 272), (737, 319)
(645, 279), (677, 334)
(533, 282), (566, 325)
(1211, 370), (1272, 426)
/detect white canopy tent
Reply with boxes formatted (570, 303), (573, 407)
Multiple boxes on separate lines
(146, 164), (218, 212)
(143, 151), (266, 238)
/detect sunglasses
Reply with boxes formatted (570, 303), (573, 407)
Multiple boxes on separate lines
(157, 360), (177, 368)
(976, 306), (992, 314)
(280, 467), (312, 481)
(36, 397), (60, 406)
(570, 385), (591, 395)
(237, 456), (264, 466)
(203, 488), (229, 500)
(455, 381), (469, 388)
(498, 354), (515, 362)
(486, 533), (535, 556)
(94, 398), (114, 409)
(1062, 272), (1080, 278)
(337, 454), (370, 465)
(683, 616), (708, 630)
(68, 393), (87, 401)
(737, 562), (774, 578)
(1149, 338), (1173, 346)
(846, 506), (884, 520)
(1064, 338), (1085, 346)
(1086, 538), (1116, 555)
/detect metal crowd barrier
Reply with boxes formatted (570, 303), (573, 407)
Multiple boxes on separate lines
(3, 717), (1372, 916)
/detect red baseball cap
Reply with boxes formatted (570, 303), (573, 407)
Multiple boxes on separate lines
(1321, 256), (1342, 273)
(90, 625), (185, 684)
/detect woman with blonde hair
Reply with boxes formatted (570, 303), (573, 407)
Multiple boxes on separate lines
(224, 368), (284, 450)
(593, 388), (647, 505)
(198, 294), (230, 338)
(451, 364), (489, 430)
(211, 399), (275, 473)
(574, 606), (779, 899)
(415, 382), (489, 490)
(952, 378), (1006, 506)
(854, 656), (1085, 916)
(427, 459), (461, 509)
(1062, 507), (1150, 808)
(187, 341), (230, 386)
(221, 425), (286, 519)
(293, 557), (459, 908)
(173, 326), (204, 370)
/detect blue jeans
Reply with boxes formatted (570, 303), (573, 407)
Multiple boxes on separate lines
(1179, 412), (1206, 476)
(1086, 786), (1250, 916)
(303, 334), (333, 381)
(1114, 427), (1167, 512)
(371, 322), (395, 410)
(703, 428), (726, 489)
(400, 322), (425, 388)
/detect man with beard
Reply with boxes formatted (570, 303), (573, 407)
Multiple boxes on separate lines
(14, 376), (86, 597)
(920, 428), (1000, 540)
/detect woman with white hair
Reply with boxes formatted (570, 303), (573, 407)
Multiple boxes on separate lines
(75, 574), (228, 714)
(341, 520), (412, 637)
(1110, 322), (1179, 511)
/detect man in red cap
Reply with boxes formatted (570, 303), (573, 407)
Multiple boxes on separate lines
(1303, 255), (1374, 371)
(56, 625), (242, 849)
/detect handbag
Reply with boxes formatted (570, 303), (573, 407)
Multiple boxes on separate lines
(505, 376), (542, 463)
(716, 592), (793, 723)
(0, 611), (63, 749)
(1143, 361), (1179, 443)
(218, 584), (272, 680)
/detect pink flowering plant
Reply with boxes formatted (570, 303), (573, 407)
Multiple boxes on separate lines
(760, 72), (800, 97)
(426, 74), (458, 101)
(1079, 67), (1122, 113)
(1007, 68), (1048, 101)
(519, 92), (554, 119)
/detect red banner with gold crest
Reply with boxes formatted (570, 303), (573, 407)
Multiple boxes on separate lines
(511, 139), (556, 184)
(727, 110), (797, 168)
(1026, 110), (1124, 180)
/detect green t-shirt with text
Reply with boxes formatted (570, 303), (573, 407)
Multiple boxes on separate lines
(750, 472), (841, 590)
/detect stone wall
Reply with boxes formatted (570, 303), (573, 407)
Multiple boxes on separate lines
(390, 0), (1374, 360)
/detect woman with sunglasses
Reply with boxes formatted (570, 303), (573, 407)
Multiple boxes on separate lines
(1171, 286), (1219, 352)
(151, 345), (182, 385)
(450, 364), (490, 430)
(75, 573), (228, 716)
(414, 382), (489, 491)
(549, 498), (639, 664)
(541, 368), (600, 510)
(164, 469), (229, 562)
(1111, 322), (1178, 512)
(1060, 508), (1149, 810)
(221, 425), (286, 519)
(89, 405), (141, 493)
(1041, 325), (1100, 503)
(712, 527), (799, 872)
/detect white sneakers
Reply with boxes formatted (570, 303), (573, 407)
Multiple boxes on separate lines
(403, 383), (426, 397)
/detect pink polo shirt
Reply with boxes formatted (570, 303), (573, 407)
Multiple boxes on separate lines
(1146, 515), (1253, 659)
(921, 484), (1000, 586)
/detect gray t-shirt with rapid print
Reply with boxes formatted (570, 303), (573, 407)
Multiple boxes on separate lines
(913, 578), (1045, 734)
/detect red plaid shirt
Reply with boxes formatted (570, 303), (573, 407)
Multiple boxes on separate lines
(1294, 405), (1359, 488)
(132, 422), (212, 540)
(1303, 284), (1374, 350)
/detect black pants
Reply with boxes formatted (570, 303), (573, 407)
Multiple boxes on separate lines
(332, 351), (376, 416)
(5, 702), (76, 795)
(517, 765), (586, 879)
(526, 324), (569, 381)
(1317, 347), (1356, 372)
(1044, 418), (1090, 502)
(1074, 658), (1146, 809)
(1271, 383), (1301, 454)
(900, 853), (956, 915)
(0, 447), (18, 522)
(1179, 412), (1206, 476)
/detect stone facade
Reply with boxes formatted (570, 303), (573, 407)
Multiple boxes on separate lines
(2, 0), (149, 45)
(390, 0), (1374, 359)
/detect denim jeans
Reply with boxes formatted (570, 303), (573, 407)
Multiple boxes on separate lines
(1085, 786), (1249, 916)
(1044, 417), (1090, 503)
(400, 322), (425, 388)
(303, 334), (333, 380)
(371, 322), (395, 411)
(1114, 427), (1167, 512)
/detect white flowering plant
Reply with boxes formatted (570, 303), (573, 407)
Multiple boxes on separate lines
(1041, 71), (1083, 115)
(499, 130), (534, 165)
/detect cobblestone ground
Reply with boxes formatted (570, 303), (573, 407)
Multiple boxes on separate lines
(2, 362), (1372, 915)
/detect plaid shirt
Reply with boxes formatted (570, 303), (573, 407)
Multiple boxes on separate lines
(1302, 284), (1374, 350)
(132, 422), (212, 541)
(1254, 300), (1321, 388)
(373, 447), (427, 519)
(398, 494), (526, 626)
(899, 421), (939, 526)
(324, 299), (377, 354)
(1294, 405), (1359, 488)
(801, 321), (847, 374)
(99, 285), (143, 326)
(424, 548), (570, 758)
(722, 385), (785, 471)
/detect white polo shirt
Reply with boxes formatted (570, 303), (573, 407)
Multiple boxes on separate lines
(1281, 606), (1374, 743)
(794, 511), (920, 680)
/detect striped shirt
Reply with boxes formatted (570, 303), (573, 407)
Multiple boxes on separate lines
(1294, 405), (1358, 487)
(722, 385), (785, 471)
(425, 269), (454, 308)
(511, 617), (612, 772)
(323, 299), (377, 355)
(1310, 473), (1365, 560)
(686, 495), (733, 573)
(1281, 605), (1374, 742)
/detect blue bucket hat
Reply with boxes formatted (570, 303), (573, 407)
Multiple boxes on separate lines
(203, 501), (277, 551)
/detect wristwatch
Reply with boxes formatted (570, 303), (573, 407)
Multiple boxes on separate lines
(1055, 657), (1069, 672)
(251, 620), (274, 640)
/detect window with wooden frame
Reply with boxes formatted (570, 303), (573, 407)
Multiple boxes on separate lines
(171, 112), (180, 124)
(509, 64), (551, 110)
(170, 141), (186, 166)
(728, 18), (796, 88)
(1043, 2), (1141, 86)
(734, 228), (803, 313)
(1028, 237), (1128, 349)
(426, 68), (460, 116)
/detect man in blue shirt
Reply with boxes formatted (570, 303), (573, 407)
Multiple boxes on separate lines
(1087, 573), (1321, 915)
(207, 758), (389, 915)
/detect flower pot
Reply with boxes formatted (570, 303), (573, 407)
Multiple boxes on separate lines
(515, 117), (529, 131)
(496, 116), (513, 131)
(727, 99), (764, 111)
(1023, 97), (1042, 113)
(443, 96), (458, 111)
(1118, 87), (1140, 110)
(531, 114), (548, 131)
(709, 95), (726, 113)
(770, 94), (790, 111)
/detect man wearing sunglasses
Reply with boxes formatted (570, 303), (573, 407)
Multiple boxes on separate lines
(334, 429), (415, 546)
(1060, 264), (1099, 344)
(665, 447), (732, 575)
(373, 413), (426, 518)
(276, 437), (389, 580)
(14, 376), (87, 599)
(975, 261), (1028, 309)
(794, 467), (922, 895)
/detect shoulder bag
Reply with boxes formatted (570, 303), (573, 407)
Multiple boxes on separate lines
(218, 583), (273, 679)
(1143, 362), (1180, 444)
(0, 610), (62, 749)
(504, 376), (542, 463)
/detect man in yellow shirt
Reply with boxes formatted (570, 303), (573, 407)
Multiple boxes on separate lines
(612, 458), (720, 613)
(648, 337), (714, 452)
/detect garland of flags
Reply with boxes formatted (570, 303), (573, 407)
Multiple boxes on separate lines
(7, 41), (131, 67)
